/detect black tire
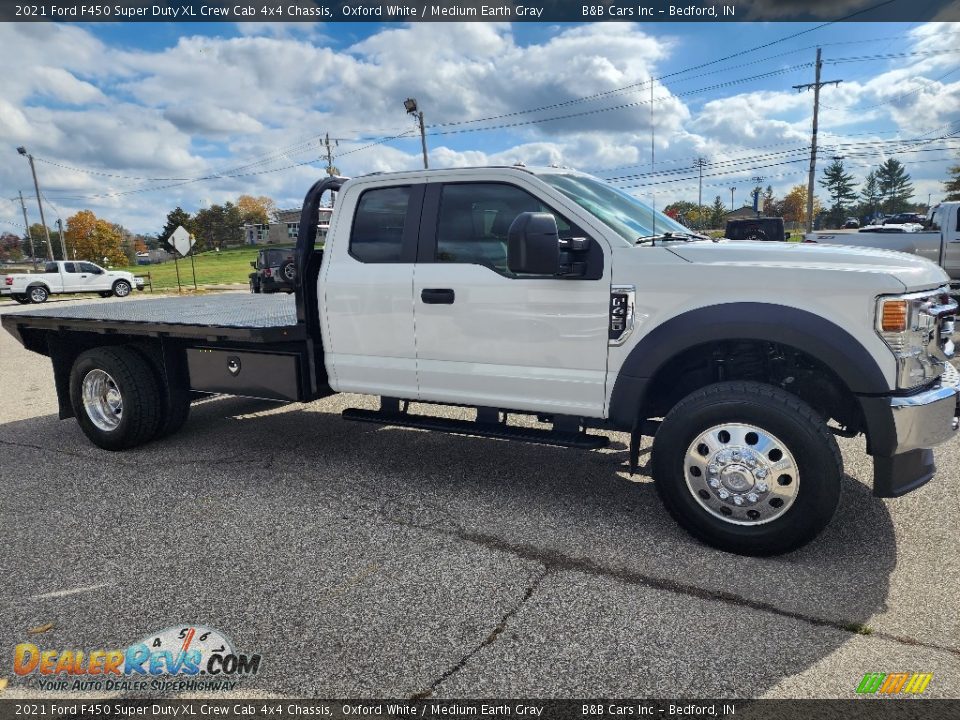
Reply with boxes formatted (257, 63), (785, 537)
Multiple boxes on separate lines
(28, 285), (49, 303)
(112, 279), (132, 298)
(99, 291), (113, 298)
(249, 277), (261, 294)
(69, 347), (162, 450)
(155, 385), (191, 439)
(745, 230), (767, 241)
(280, 261), (296, 283)
(651, 381), (842, 556)
(12, 294), (31, 304)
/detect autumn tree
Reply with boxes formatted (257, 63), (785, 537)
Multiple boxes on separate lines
(66, 210), (126, 265)
(876, 158), (914, 213)
(663, 200), (701, 228)
(819, 159), (858, 227)
(0, 232), (23, 262)
(236, 195), (276, 225)
(945, 156), (960, 201)
(781, 184), (822, 225)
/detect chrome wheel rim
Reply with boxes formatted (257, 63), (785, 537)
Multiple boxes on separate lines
(30, 287), (46, 302)
(115, 282), (130, 297)
(82, 369), (123, 431)
(684, 423), (799, 525)
(283, 264), (295, 281)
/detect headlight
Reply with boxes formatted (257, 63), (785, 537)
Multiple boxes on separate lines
(876, 289), (958, 389)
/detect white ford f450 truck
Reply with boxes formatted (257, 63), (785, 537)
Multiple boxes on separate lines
(4, 167), (959, 555)
(2, 260), (144, 304)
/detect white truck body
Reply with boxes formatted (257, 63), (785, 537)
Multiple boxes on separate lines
(2, 260), (143, 303)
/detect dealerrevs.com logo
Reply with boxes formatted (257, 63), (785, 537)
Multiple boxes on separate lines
(13, 625), (261, 692)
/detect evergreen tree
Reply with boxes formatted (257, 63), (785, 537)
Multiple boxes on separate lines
(860, 170), (881, 218)
(945, 156), (960, 201)
(709, 195), (727, 227)
(818, 159), (857, 227)
(876, 158), (914, 213)
(160, 207), (193, 242)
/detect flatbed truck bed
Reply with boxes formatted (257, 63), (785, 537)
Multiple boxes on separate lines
(1, 293), (303, 343)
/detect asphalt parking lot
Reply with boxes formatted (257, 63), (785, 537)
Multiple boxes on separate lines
(1, 294), (958, 700)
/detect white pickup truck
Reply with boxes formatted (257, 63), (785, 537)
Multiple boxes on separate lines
(2, 260), (144, 304)
(3, 167), (958, 555)
(806, 201), (960, 293)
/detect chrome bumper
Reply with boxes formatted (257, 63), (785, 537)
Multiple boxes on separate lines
(888, 362), (960, 454)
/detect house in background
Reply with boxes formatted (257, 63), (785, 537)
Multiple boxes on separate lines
(241, 207), (333, 245)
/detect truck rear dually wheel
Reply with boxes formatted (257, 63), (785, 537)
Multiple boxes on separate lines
(651, 381), (842, 556)
(69, 347), (161, 450)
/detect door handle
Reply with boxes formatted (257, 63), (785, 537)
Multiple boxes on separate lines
(421, 288), (455, 304)
(81, 275), (88, 278)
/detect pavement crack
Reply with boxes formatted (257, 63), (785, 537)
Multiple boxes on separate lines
(410, 567), (549, 700)
(398, 522), (960, 660)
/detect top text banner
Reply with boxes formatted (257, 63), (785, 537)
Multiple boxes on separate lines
(3, 0), (959, 23)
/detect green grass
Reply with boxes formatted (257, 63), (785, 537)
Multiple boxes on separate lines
(114, 246), (276, 290)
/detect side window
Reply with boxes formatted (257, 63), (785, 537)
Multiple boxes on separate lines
(45, 262), (58, 273)
(78, 262), (98, 273)
(436, 183), (575, 273)
(63, 262), (78, 273)
(350, 186), (412, 263)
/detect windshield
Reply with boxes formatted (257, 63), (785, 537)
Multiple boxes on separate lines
(538, 173), (690, 243)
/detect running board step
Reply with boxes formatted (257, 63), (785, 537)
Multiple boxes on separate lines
(341, 408), (609, 449)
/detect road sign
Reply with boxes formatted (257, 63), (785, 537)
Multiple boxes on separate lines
(167, 226), (195, 256)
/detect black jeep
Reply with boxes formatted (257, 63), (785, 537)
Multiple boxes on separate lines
(724, 217), (791, 242)
(249, 248), (296, 294)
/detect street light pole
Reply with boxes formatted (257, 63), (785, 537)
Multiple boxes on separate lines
(404, 98), (429, 169)
(17, 147), (54, 261)
(729, 186), (736, 211)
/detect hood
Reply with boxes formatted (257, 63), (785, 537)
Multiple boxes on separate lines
(665, 240), (949, 292)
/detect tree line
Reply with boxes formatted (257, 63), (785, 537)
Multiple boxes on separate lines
(665, 156), (960, 230)
(0, 195), (276, 266)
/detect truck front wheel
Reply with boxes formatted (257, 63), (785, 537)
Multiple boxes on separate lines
(112, 280), (132, 298)
(651, 381), (842, 556)
(69, 347), (162, 450)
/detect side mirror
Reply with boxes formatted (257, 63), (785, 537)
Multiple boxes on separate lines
(507, 212), (560, 275)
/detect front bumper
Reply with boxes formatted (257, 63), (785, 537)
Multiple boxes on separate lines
(860, 363), (960, 497)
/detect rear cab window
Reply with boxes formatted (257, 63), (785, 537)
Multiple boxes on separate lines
(349, 186), (415, 263)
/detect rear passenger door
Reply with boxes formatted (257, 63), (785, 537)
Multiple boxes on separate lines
(320, 180), (424, 398)
(412, 181), (611, 417)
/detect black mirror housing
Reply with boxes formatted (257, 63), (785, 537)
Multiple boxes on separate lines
(507, 212), (560, 275)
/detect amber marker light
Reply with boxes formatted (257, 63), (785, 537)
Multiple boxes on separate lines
(881, 300), (908, 332)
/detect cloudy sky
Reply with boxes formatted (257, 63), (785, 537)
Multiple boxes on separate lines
(1, 19), (959, 236)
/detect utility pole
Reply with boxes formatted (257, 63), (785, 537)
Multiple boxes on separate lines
(729, 186), (736, 211)
(752, 176), (764, 217)
(18, 190), (37, 270)
(793, 48), (842, 233)
(56, 218), (68, 259)
(323, 132), (336, 176)
(695, 157), (708, 226)
(17, 147), (54, 260)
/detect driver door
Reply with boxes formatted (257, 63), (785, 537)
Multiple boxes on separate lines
(412, 181), (611, 417)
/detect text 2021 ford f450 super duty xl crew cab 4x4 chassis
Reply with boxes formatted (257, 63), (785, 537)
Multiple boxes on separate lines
(4, 167), (958, 555)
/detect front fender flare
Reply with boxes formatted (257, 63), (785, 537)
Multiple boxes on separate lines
(607, 302), (890, 430)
